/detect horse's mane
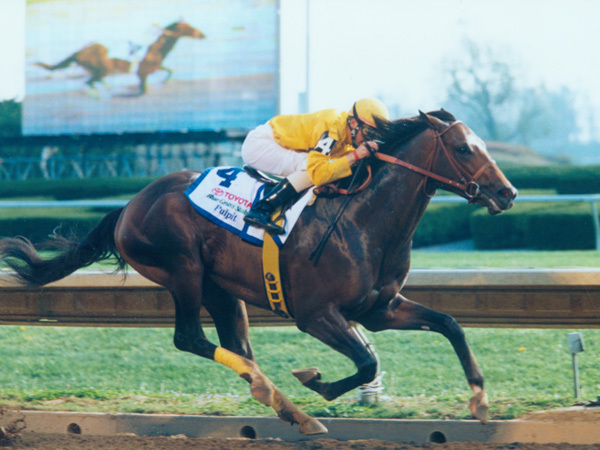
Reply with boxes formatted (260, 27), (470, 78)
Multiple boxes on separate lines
(375, 109), (456, 152)
(165, 21), (181, 31)
(325, 110), (457, 194)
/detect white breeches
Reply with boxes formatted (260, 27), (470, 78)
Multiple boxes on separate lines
(241, 123), (308, 177)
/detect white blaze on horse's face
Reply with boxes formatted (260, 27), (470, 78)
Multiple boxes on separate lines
(458, 125), (517, 214)
(465, 129), (489, 156)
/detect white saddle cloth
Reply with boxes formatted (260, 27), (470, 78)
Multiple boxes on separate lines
(185, 167), (313, 247)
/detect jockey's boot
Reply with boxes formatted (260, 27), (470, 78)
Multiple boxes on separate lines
(244, 179), (298, 235)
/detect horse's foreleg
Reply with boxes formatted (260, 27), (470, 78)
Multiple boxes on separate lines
(360, 294), (488, 423)
(212, 346), (326, 435)
(172, 280), (326, 435)
(160, 66), (173, 83)
(292, 307), (378, 401)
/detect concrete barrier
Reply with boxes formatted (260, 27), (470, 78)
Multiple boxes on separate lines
(15, 408), (600, 444)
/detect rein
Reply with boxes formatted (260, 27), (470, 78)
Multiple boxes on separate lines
(309, 159), (368, 265)
(375, 121), (496, 201)
(309, 120), (496, 264)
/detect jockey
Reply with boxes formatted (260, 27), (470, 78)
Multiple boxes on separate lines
(242, 98), (390, 235)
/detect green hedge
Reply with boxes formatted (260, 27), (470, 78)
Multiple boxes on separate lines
(470, 203), (596, 250)
(413, 202), (476, 248)
(1, 171), (597, 249)
(502, 165), (600, 194)
(0, 204), (476, 248)
(0, 177), (156, 200)
(0, 208), (108, 244)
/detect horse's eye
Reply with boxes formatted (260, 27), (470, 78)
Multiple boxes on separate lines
(456, 145), (470, 154)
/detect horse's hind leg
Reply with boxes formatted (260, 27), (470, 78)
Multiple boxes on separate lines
(171, 274), (326, 435)
(137, 74), (148, 94)
(292, 306), (379, 401)
(202, 279), (254, 361)
(360, 294), (488, 423)
(85, 77), (101, 97)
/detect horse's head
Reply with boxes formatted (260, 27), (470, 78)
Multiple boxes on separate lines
(165, 21), (206, 40)
(415, 111), (517, 215)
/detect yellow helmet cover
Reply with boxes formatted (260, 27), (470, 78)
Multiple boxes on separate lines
(352, 98), (390, 128)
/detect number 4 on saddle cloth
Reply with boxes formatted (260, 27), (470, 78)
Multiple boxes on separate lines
(185, 167), (314, 247)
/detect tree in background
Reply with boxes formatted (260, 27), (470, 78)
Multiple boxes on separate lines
(0, 99), (22, 138)
(442, 39), (580, 160)
(444, 39), (515, 141)
(515, 85), (577, 149)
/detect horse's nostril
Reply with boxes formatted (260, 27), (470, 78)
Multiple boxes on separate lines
(499, 187), (516, 199)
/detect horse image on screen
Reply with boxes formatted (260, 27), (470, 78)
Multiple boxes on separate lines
(24, 0), (278, 135)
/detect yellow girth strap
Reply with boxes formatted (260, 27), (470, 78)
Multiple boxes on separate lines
(262, 227), (290, 318)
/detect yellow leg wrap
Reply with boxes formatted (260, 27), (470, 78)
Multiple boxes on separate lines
(213, 347), (254, 376)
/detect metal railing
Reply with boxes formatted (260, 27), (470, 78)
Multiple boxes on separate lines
(0, 194), (599, 248)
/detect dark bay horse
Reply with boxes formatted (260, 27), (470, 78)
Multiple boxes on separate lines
(0, 111), (517, 435)
(137, 20), (205, 94)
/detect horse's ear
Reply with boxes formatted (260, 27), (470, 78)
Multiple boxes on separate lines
(418, 110), (430, 124)
(439, 108), (457, 122)
(419, 110), (445, 131)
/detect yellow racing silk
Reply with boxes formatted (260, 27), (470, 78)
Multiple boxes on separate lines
(305, 151), (353, 186)
(269, 109), (355, 186)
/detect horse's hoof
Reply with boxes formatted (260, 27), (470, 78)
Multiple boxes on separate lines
(292, 368), (321, 385)
(299, 417), (328, 435)
(470, 391), (489, 423)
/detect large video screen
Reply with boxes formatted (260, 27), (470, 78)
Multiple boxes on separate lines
(23, 0), (278, 135)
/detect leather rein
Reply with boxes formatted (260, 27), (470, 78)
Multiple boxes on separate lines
(317, 121), (496, 202)
(375, 121), (495, 202)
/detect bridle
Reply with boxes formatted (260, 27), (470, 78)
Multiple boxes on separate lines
(374, 121), (497, 202)
(311, 120), (496, 264)
(315, 120), (496, 200)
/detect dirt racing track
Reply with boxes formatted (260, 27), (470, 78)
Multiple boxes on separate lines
(2, 407), (600, 449)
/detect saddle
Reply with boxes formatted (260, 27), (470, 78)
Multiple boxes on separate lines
(243, 166), (281, 187)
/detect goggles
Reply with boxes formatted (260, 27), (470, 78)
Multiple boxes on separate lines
(360, 124), (380, 141)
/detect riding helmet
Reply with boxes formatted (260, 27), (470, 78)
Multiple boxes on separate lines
(352, 98), (390, 128)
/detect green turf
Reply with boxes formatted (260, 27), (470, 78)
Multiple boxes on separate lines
(0, 326), (597, 420)
(411, 250), (600, 268)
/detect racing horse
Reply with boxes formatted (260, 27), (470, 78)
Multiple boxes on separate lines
(0, 110), (517, 435)
(136, 20), (205, 94)
(35, 43), (136, 90)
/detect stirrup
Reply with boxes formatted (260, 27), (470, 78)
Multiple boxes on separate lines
(244, 213), (286, 235)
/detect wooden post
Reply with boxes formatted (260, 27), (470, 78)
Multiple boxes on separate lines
(568, 332), (585, 400)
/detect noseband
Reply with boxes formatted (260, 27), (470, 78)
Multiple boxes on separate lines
(375, 121), (497, 201)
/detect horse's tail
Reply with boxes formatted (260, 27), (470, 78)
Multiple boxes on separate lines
(0, 207), (126, 288)
(34, 53), (78, 71)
